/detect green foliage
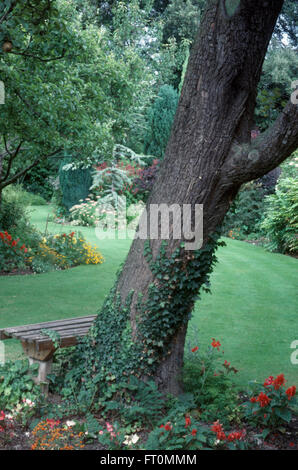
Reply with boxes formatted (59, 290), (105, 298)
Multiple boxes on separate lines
(0, 0), (153, 194)
(0, 360), (41, 412)
(255, 47), (298, 130)
(59, 159), (93, 213)
(244, 374), (297, 434)
(145, 414), (211, 450)
(144, 84), (178, 158)
(182, 335), (241, 426)
(261, 177), (298, 254)
(59, 232), (224, 408)
(0, 185), (29, 231)
(222, 182), (266, 240)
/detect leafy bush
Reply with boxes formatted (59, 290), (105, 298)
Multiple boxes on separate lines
(182, 336), (241, 426)
(30, 231), (105, 270)
(145, 415), (211, 450)
(0, 185), (29, 232)
(132, 159), (160, 202)
(0, 231), (29, 272)
(244, 374), (297, 435)
(222, 182), (266, 240)
(143, 84), (179, 159)
(0, 360), (41, 413)
(59, 159), (93, 213)
(261, 177), (298, 254)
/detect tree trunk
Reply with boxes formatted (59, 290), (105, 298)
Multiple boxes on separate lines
(87, 0), (298, 395)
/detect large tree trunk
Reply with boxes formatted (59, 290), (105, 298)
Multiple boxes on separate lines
(87, 0), (298, 396)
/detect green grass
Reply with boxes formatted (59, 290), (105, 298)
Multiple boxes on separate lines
(0, 205), (297, 390)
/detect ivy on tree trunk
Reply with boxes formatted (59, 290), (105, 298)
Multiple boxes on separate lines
(75, 0), (298, 396)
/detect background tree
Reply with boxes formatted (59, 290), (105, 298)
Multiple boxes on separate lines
(143, 84), (179, 158)
(0, 0), (151, 201)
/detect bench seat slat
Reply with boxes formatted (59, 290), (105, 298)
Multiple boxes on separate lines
(1, 315), (96, 337)
(22, 327), (92, 344)
(11, 321), (95, 340)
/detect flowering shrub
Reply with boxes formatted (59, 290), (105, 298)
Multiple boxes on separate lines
(0, 410), (15, 445)
(69, 197), (101, 227)
(0, 231), (29, 271)
(183, 338), (240, 425)
(29, 231), (104, 270)
(245, 374), (297, 432)
(97, 421), (128, 450)
(211, 420), (247, 450)
(145, 414), (211, 450)
(31, 419), (85, 450)
(0, 360), (41, 415)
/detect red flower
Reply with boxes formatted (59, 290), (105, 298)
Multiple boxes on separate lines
(191, 346), (198, 353)
(273, 374), (286, 390)
(46, 418), (60, 429)
(185, 416), (191, 428)
(263, 375), (274, 387)
(164, 422), (172, 431)
(11, 240), (17, 247)
(256, 392), (271, 408)
(211, 421), (226, 440)
(250, 397), (257, 403)
(227, 430), (245, 442)
(0, 232), (4, 241)
(211, 338), (221, 350)
(191, 429), (197, 436)
(70, 232), (75, 237)
(285, 386), (296, 400)
(0, 411), (5, 421)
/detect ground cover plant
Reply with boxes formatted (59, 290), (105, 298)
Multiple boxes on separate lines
(0, 0), (297, 454)
(0, 205), (297, 450)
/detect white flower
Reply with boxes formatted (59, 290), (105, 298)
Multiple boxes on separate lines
(123, 434), (140, 446)
(66, 420), (76, 427)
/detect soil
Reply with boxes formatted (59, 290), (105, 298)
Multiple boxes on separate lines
(0, 411), (297, 451)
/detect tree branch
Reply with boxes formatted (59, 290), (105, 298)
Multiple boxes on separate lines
(3, 140), (23, 182)
(0, 147), (62, 190)
(8, 49), (66, 62)
(221, 99), (298, 186)
(0, 1), (17, 26)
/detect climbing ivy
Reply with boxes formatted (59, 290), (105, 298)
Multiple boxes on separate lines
(61, 231), (225, 398)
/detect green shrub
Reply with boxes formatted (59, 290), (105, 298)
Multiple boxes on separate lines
(143, 84), (178, 159)
(0, 185), (29, 231)
(0, 230), (30, 272)
(222, 182), (266, 240)
(261, 177), (298, 254)
(0, 360), (41, 413)
(59, 159), (93, 213)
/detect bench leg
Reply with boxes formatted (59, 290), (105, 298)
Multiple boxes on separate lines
(28, 357), (53, 395)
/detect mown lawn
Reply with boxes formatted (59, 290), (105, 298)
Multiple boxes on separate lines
(0, 205), (297, 389)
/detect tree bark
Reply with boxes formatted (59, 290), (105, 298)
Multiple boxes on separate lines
(90, 0), (298, 395)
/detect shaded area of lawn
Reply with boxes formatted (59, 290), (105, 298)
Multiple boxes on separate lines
(0, 205), (297, 389)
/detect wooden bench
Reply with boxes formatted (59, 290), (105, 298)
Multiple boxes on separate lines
(0, 315), (96, 393)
